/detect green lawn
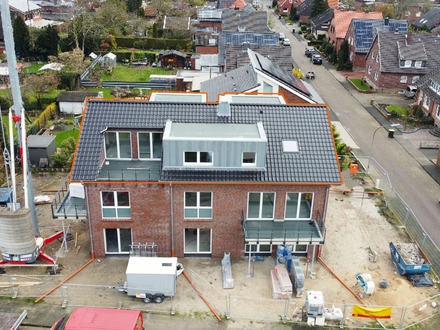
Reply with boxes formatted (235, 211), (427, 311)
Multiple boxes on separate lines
(54, 127), (80, 145)
(350, 78), (371, 91)
(22, 62), (47, 73)
(101, 65), (177, 82)
(386, 105), (407, 116)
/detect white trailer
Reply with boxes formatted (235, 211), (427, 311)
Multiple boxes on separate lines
(125, 257), (177, 303)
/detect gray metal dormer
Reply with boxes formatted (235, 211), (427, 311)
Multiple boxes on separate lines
(162, 120), (267, 170)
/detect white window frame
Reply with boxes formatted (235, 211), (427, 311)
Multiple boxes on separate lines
(284, 192), (314, 219)
(101, 191), (131, 218)
(412, 76), (420, 84)
(245, 244), (272, 254)
(436, 105), (440, 119)
(374, 71), (378, 81)
(404, 60), (411, 67)
(138, 132), (162, 160)
(184, 228), (212, 254)
(292, 244), (308, 254)
(247, 192), (275, 219)
(184, 151), (213, 165)
(376, 56), (379, 63)
(415, 61), (422, 68)
(104, 228), (132, 254)
(184, 192), (212, 219)
(368, 65), (372, 74)
(263, 81), (273, 93)
(104, 131), (132, 159)
(371, 52), (375, 59)
(423, 96), (430, 109)
(242, 152), (256, 166)
(400, 76), (408, 84)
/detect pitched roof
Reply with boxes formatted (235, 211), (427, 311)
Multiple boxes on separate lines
(310, 8), (334, 31)
(349, 18), (407, 53)
(297, 0), (313, 17)
(200, 64), (259, 101)
(144, 6), (158, 18)
(332, 11), (383, 39)
(416, 66), (440, 105)
(230, 0), (248, 9)
(374, 31), (440, 74)
(217, 0), (237, 9)
(10, 0), (41, 13)
(412, 8), (440, 29)
(72, 100), (341, 184)
(223, 43), (291, 71)
(162, 16), (191, 30)
(158, 50), (187, 58)
(57, 91), (101, 103)
(221, 9), (269, 32)
(248, 49), (311, 97)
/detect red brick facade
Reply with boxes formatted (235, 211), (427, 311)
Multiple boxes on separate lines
(279, 86), (311, 103)
(85, 182), (328, 259)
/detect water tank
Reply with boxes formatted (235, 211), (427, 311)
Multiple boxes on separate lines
(0, 208), (36, 256)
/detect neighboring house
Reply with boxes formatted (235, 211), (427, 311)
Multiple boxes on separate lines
(327, 10), (382, 52)
(144, 6), (158, 21)
(224, 43), (291, 72)
(9, 0), (42, 25)
(191, 53), (220, 71)
(346, 17), (407, 70)
(297, 0), (312, 23)
(217, 0), (237, 9)
(218, 10), (279, 71)
(230, 0), (252, 10)
(57, 94), (342, 259)
(57, 91), (102, 115)
(278, 0), (291, 16)
(158, 50), (189, 68)
(400, 5), (423, 22)
(0, 63), (23, 86)
(412, 8), (440, 32)
(415, 66), (440, 127)
(310, 7), (334, 38)
(162, 16), (192, 38)
(364, 31), (440, 90)
(196, 8), (222, 32)
(201, 48), (321, 103)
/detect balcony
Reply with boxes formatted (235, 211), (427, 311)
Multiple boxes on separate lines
(97, 160), (161, 181)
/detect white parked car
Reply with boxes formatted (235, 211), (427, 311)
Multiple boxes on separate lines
(283, 38), (291, 46)
(279, 32), (285, 41)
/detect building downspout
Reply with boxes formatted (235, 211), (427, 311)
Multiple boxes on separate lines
(318, 186), (330, 255)
(170, 184), (175, 257)
(85, 185), (95, 256)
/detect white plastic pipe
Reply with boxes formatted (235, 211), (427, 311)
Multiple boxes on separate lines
(8, 109), (16, 209)
(21, 114), (28, 209)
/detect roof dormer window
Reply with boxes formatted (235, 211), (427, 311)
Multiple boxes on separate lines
(184, 151), (213, 165)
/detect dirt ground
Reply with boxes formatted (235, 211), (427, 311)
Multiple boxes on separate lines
(2, 171), (440, 328)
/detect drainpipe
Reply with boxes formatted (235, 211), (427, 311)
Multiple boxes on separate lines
(85, 185), (95, 256)
(170, 184), (175, 257)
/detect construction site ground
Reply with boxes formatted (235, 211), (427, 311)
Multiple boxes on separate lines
(1, 171), (439, 329)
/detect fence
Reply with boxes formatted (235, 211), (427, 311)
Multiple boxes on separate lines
(357, 156), (440, 280)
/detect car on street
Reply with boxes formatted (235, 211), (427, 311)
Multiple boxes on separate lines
(283, 38), (291, 46)
(311, 54), (322, 65)
(305, 48), (316, 57)
(279, 32), (285, 41)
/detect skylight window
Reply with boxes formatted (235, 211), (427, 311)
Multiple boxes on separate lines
(282, 141), (299, 153)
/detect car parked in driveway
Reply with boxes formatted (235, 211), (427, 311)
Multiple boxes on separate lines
(283, 38), (291, 46)
(311, 54), (322, 65)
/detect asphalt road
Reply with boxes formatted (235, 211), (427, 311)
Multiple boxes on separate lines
(265, 5), (440, 248)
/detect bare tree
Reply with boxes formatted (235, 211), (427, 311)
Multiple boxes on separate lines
(22, 74), (60, 109)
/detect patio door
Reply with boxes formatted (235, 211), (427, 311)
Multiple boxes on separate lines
(104, 228), (132, 254)
(184, 228), (211, 256)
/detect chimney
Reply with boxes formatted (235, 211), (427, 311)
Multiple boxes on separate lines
(385, 17), (389, 26)
(405, 32), (412, 45)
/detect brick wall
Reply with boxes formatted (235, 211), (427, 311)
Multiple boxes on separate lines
(279, 86), (310, 103)
(87, 182), (328, 259)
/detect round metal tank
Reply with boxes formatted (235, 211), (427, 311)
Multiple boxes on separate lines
(0, 208), (36, 255)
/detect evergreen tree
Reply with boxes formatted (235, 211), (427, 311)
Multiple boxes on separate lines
(337, 40), (352, 70)
(13, 16), (30, 59)
(289, 5), (298, 21)
(33, 25), (60, 60)
(310, 0), (329, 19)
(127, 0), (143, 13)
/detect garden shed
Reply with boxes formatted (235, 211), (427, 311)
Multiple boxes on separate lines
(101, 52), (117, 68)
(27, 135), (56, 167)
(158, 50), (188, 68)
(57, 91), (102, 115)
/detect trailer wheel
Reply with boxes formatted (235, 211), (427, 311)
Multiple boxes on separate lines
(154, 294), (164, 303)
(143, 297), (151, 304)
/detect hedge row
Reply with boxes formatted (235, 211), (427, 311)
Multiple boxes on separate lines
(114, 37), (192, 52)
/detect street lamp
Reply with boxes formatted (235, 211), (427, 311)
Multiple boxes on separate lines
(366, 126), (385, 174)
